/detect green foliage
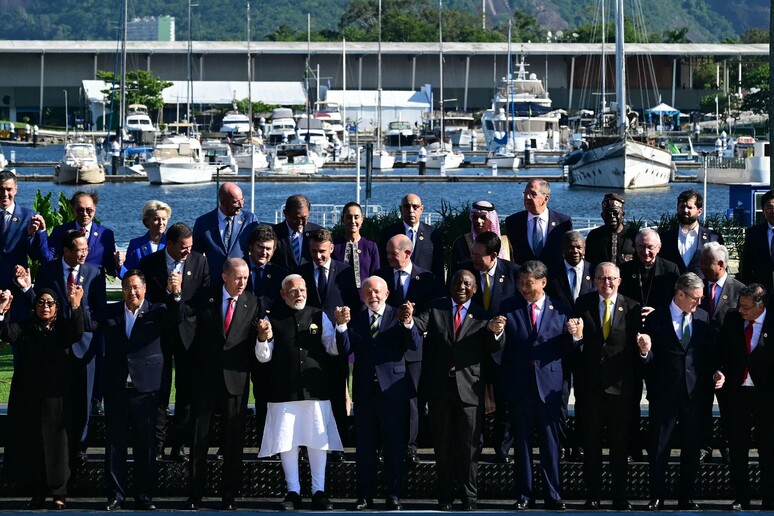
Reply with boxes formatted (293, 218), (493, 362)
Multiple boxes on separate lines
(660, 27), (691, 44)
(32, 191), (72, 235)
(235, 99), (280, 116)
(95, 69), (172, 123)
(739, 28), (769, 43)
(436, 200), (471, 272)
(740, 64), (769, 114)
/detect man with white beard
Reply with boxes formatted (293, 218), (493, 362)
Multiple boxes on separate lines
(255, 274), (349, 511)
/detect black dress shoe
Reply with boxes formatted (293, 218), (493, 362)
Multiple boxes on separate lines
(438, 503), (454, 511)
(494, 452), (513, 464)
(106, 499), (123, 512)
(280, 492), (301, 511)
(612, 499), (633, 511)
(678, 499), (700, 510)
(170, 446), (190, 463)
(312, 491), (333, 511)
(584, 500), (601, 510)
(405, 450), (420, 466)
(647, 499), (664, 511)
(353, 498), (374, 510)
(137, 500), (156, 511)
(53, 499), (66, 510)
(730, 500), (750, 511)
(460, 499), (477, 511)
(26, 497), (45, 510)
(386, 497), (402, 511)
(513, 499), (534, 510)
(763, 500), (774, 510)
(222, 499), (237, 511)
(185, 498), (201, 511)
(545, 498), (566, 510)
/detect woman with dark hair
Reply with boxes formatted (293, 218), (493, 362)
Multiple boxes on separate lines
(120, 200), (172, 277)
(0, 285), (84, 510)
(333, 202), (380, 290)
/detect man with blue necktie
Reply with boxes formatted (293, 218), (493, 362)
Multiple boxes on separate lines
(271, 194), (323, 270)
(245, 224), (287, 310)
(192, 182), (258, 285)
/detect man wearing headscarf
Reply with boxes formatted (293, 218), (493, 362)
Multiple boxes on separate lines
(452, 201), (512, 264)
(585, 193), (638, 268)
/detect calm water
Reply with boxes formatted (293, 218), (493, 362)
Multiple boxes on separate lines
(6, 144), (730, 248)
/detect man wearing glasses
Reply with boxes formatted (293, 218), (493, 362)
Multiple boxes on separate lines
(379, 193), (445, 282)
(503, 178), (572, 268)
(636, 272), (717, 511)
(572, 262), (641, 511)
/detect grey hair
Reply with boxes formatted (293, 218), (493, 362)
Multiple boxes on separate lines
(675, 272), (704, 294)
(595, 262), (620, 277)
(635, 227), (660, 245)
(281, 273), (304, 289)
(362, 275), (388, 292)
(701, 241), (728, 264)
(528, 178), (551, 195)
(141, 200), (171, 223)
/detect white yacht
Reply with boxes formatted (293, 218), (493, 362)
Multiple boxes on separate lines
(384, 120), (416, 147)
(697, 138), (770, 184)
(54, 142), (106, 184)
(144, 124), (215, 185)
(125, 104), (156, 145)
(220, 111), (251, 134)
(266, 108), (297, 145)
(269, 144), (318, 175)
(202, 139), (238, 175)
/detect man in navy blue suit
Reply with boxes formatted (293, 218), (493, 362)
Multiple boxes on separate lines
(341, 275), (421, 511)
(47, 191), (119, 276)
(192, 182), (258, 284)
(504, 178), (573, 268)
(738, 190), (774, 292)
(378, 193), (445, 282)
(0, 169), (50, 317)
(17, 229), (106, 462)
(103, 270), (172, 512)
(271, 194), (324, 270)
(500, 260), (583, 511)
(245, 224), (287, 310)
(637, 272), (717, 511)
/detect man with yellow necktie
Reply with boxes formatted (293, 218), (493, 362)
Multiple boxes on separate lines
(572, 262), (642, 511)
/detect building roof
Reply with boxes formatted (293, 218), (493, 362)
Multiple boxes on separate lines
(325, 90), (431, 108)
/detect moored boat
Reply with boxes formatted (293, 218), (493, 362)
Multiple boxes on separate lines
(54, 142), (106, 184)
(144, 134), (215, 185)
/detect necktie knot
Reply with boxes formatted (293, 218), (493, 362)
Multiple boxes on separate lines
(81, 226), (87, 235)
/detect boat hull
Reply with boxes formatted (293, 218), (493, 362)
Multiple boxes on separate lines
(145, 162), (214, 185)
(53, 163), (106, 184)
(486, 154), (520, 169)
(426, 151), (465, 170)
(696, 156), (770, 184)
(569, 139), (672, 189)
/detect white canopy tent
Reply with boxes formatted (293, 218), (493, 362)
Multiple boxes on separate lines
(325, 89), (432, 132)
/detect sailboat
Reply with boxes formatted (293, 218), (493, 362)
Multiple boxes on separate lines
(568, 0), (671, 189)
(363, 0), (394, 170)
(426, 0), (464, 171)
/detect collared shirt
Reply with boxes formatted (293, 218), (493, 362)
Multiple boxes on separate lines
(677, 224), (699, 266)
(164, 249), (183, 275)
(530, 294), (547, 329)
(403, 221), (420, 247)
(369, 305), (387, 332)
(527, 210), (549, 248)
(124, 303), (143, 383)
(76, 222), (92, 236)
(315, 259), (331, 288)
(743, 308), (767, 387)
(669, 300), (691, 342)
(286, 221), (304, 248)
(451, 298), (472, 320)
(598, 293), (618, 327)
(62, 258), (80, 286)
(394, 261), (414, 296)
(221, 286), (238, 319)
(564, 258), (583, 301)
(1, 202), (14, 222)
(218, 209), (235, 244)
(768, 224), (774, 253)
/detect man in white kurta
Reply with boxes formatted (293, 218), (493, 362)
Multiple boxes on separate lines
(255, 274), (348, 511)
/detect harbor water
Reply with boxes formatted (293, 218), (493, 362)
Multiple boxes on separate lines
(8, 145), (729, 248)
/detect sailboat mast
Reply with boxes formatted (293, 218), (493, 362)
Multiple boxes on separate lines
(377, 0), (383, 152)
(600, 0), (606, 122)
(119, 0), (127, 140)
(187, 0), (193, 124)
(438, 0), (444, 148)
(247, 0), (255, 213)
(615, 0), (626, 136)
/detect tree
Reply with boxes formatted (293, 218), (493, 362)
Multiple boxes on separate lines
(264, 25), (298, 42)
(739, 28), (768, 43)
(661, 27), (691, 43)
(511, 11), (544, 42)
(741, 64), (769, 113)
(96, 70), (171, 115)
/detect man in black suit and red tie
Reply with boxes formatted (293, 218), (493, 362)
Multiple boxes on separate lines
(658, 189), (723, 279)
(739, 190), (774, 293)
(185, 258), (262, 511)
(103, 270), (172, 512)
(503, 178), (572, 268)
(412, 269), (504, 511)
(378, 193), (445, 282)
(341, 276), (421, 511)
(375, 233), (436, 466)
(138, 222), (210, 463)
(271, 194), (324, 270)
(636, 272), (718, 511)
(715, 283), (774, 511)
(573, 262), (641, 511)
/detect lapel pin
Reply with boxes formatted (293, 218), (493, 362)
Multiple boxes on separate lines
(79, 276), (84, 283)
(415, 275), (420, 280)
(702, 234), (707, 240)
(632, 274), (637, 279)
(356, 248), (362, 254)
(585, 275), (591, 281)
(94, 231), (98, 236)
(618, 306), (624, 312)
(764, 333), (768, 338)
(551, 221), (556, 227)
(468, 313), (473, 319)
(12, 217), (18, 222)
(142, 245), (148, 252)
(419, 235), (424, 240)
(208, 298), (214, 303)
(549, 305), (554, 310)
(499, 277), (504, 283)
(186, 271), (191, 276)
(238, 219), (243, 225)
(138, 312), (144, 318)
(304, 232), (310, 237)
(266, 273), (272, 279)
(722, 294), (727, 299)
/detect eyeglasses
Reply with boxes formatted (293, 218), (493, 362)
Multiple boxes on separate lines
(401, 203), (422, 211)
(681, 291), (704, 303)
(36, 300), (56, 308)
(75, 207), (95, 215)
(595, 276), (619, 283)
(122, 285), (143, 293)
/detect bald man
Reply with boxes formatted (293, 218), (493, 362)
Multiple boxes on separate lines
(192, 182), (258, 285)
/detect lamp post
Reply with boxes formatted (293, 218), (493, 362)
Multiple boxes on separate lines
(63, 89), (68, 137)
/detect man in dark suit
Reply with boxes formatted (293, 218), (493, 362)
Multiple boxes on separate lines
(503, 178), (572, 268)
(414, 269), (504, 511)
(378, 193), (445, 282)
(245, 224), (287, 310)
(296, 228), (361, 458)
(47, 191), (119, 276)
(573, 262), (641, 511)
(739, 189), (774, 292)
(375, 233), (437, 465)
(637, 272), (717, 511)
(584, 193), (638, 268)
(103, 270), (170, 512)
(715, 284), (774, 511)
(619, 227), (681, 461)
(500, 260), (583, 510)
(271, 194), (323, 270)
(18, 229), (105, 462)
(453, 231), (520, 464)
(658, 189), (723, 279)
(0, 170), (50, 318)
(192, 182), (258, 285)
(342, 276), (421, 511)
(138, 222), (210, 463)
(185, 258), (261, 511)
